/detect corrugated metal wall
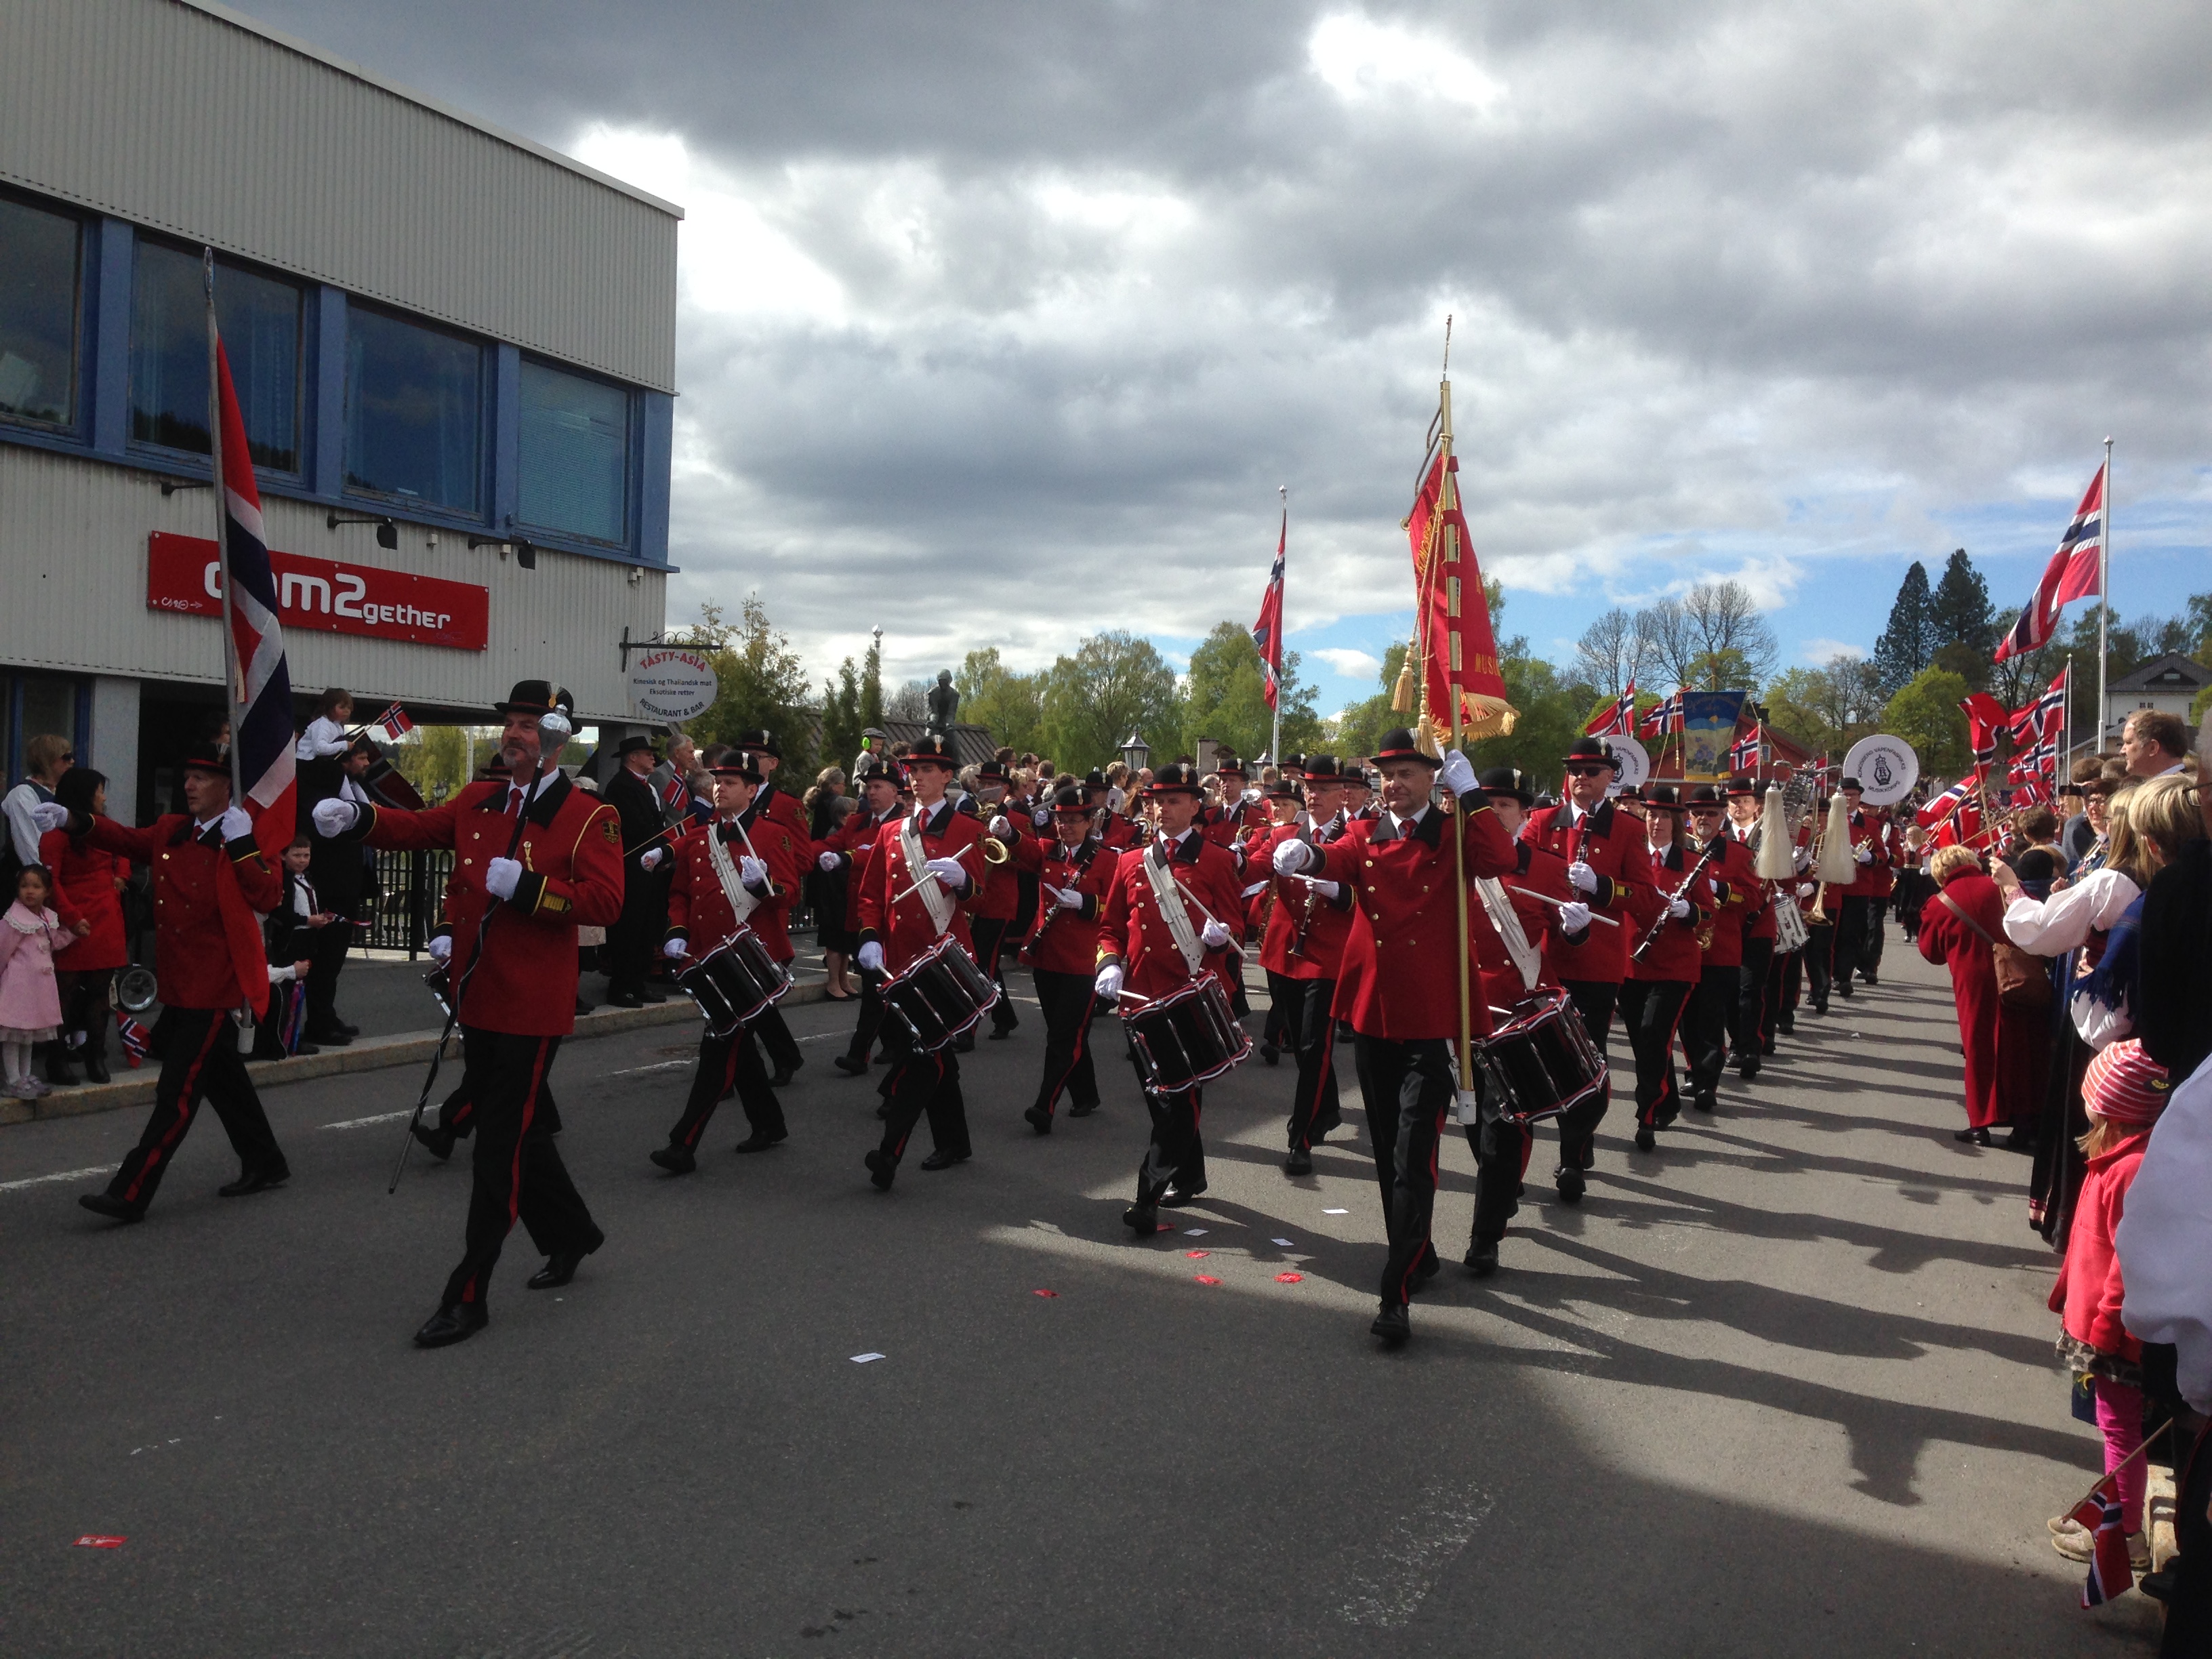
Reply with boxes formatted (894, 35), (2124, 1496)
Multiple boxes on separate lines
(1, 447), (667, 721)
(0, 0), (680, 392)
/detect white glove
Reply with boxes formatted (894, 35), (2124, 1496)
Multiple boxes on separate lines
(817, 851), (842, 872)
(484, 857), (522, 901)
(1242, 787), (1263, 804)
(1667, 894), (1691, 920)
(925, 856), (970, 891)
(989, 815), (1012, 838)
(1272, 838), (1315, 876)
(428, 934), (453, 964)
(1854, 844), (1873, 865)
(1438, 748), (1477, 797)
(639, 846), (665, 870)
(1568, 860), (1598, 894)
(1052, 885), (1083, 909)
(1559, 900), (1593, 933)
(312, 798), (359, 837)
(219, 805), (254, 842)
(739, 855), (769, 887)
(663, 937), (689, 960)
(1796, 880), (1816, 897)
(1310, 879), (1341, 901)
(30, 801), (68, 834)
(1094, 960), (1124, 999)
(1200, 918), (1233, 949)
(857, 941), (884, 974)
(1032, 808), (1052, 830)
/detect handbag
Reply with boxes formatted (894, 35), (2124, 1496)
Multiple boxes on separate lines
(1935, 890), (2048, 1010)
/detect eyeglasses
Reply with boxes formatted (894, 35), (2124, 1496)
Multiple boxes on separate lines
(59, 752), (75, 762)
(1565, 765), (1610, 779)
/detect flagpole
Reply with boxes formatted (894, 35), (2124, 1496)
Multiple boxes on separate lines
(1438, 368), (1474, 1100)
(1272, 486), (1285, 769)
(204, 249), (245, 808)
(2097, 438), (2112, 750)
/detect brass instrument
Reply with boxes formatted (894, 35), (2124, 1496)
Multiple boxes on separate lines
(1808, 790), (1856, 922)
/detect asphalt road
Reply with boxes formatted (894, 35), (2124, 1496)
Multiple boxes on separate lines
(0, 940), (2163, 1656)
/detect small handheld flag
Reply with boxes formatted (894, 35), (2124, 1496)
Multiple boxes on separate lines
(369, 702), (414, 743)
(2068, 1475), (2134, 1607)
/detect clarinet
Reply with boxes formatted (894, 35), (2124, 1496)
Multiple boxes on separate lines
(1286, 808), (1346, 962)
(1630, 834), (1723, 964)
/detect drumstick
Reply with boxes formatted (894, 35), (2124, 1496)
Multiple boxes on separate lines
(888, 837), (986, 907)
(729, 815), (778, 897)
(1505, 885), (1621, 928)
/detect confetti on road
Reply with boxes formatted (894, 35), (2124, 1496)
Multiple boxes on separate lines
(1271, 1237), (1295, 1247)
(73, 1536), (125, 1549)
(1183, 1228), (1208, 1236)
(1185, 1250), (1209, 1259)
(1031, 1290), (1059, 1298)
(1324, 1208), (1349, 1215)
(851, 1353), (885, 1364)
(1193, 1275), (1221, 1286)
(1276, 1273), (1305, 1284)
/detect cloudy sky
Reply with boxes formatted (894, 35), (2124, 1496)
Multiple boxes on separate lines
(253, 0), (2212, 716)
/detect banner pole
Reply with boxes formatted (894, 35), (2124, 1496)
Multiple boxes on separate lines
(1439, 374), (1474, 1095)
(1272, 487), (1284, 768)
(2097, 439), (2112, 752)
(204, 249), (245, 808)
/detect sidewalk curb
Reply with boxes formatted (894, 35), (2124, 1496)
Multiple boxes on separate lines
(0, 983), (834, 1127)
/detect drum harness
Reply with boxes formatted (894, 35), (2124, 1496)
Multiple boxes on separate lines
(705, 811), (766, 930)
(1142, 841), (1209, 979)
(900, 813), (957, 939)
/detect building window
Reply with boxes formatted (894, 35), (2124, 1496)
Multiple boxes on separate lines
(129, 240), (302, 472)
(0, 194), (81, 429)
(7, 672), (86, 792)
(344, 306), (481, 513)
(517, 359), (630, 544)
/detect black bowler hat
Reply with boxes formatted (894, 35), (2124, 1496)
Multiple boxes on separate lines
(1686, 783), (1725, 806)
(617, 734), (658, 758)
(735, 729), (782, 760)
(854, 754), (897, 784)
(977, 759), (1010, 782)
(1302, 755), (1342, 781)
(1643, 783), (1687, 813)
(1082, 768), (1110, 796)
(1214, 753), (1246, 779)
(495, 679), (573, 718)
(1050, 785), (1091, 816)
(1841, 775), (1863, 793)
(180, 752), (230, 779)
(1147, 761), (1207, 796)
(1563, 735), (1612, 770)
(1478, 766), (1534, 806)
(708, 754), (762, 782)
(1725, 775), (1761, 798)
(905, 733), (956, 769)
(1265, 779), (1299, 800)
(1370, 728), (1440, 769)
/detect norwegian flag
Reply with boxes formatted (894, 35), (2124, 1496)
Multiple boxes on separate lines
(211, 335), (295, 861)
(1251, 506), (1286, 713)
(1996, 465), (2105, 661)
(1917, 778), (1971, 830)
(2069, 1475), (2134, 1607)
(369, 701), (414, 743)
(1961, 693), (2009, 769)
(2009, 665), (2069, 745)
(1584, 678), (1637, 737)
(1727, 722), (1763, 773)
(1638, 690), (1683, 740)
(659, 772), (689, 812)
(118, 1016), (152, 1063)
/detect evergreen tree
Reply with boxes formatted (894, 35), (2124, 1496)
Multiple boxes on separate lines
(1870, 561), (1936, 697)
(821, 657), (862, 773)
(860, 635), (884, 731)
(1929, 549), (1994, 655)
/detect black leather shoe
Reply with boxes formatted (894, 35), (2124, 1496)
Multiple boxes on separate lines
(412, 1120), (455, 1162)
(1160, 1187), (1203, 1208)
(1954, 1125), (1990, 1146)
(1860, 972), (1878, 987)
(988, 1025), (1015, 1041)
(605, 992), (645, 1010)
(307, 1027), (352, 1048)
(45, 1054), (79, 1087)
(733, 1131), (785, 1153)
(1371, 1303), (1411, 1346)
(1067, 1099), (1099, 1118)
(1024, 1105), (1052, 1135)
(1836, 983), (1853, 1000)
(1464, 1239), (1500, 1277)
(1411, 1249), (1441, 1290)
(638, 987), (670, 1004)
(79, 1192), (144, 1223)
(864, 1149), (897, 1191)
(413, 1303), (488, 1349)
(767, 1061), (800, 1086)
(218, 1162), (289, 1197)
(1258, 1042), (1280, 1067)
(918, 1148), (968, 1171)
(952, 1031), (976, 1053)
(1633, 1125), (1656, 1152)
(337, 1020), (361, 1037)
(1122, 1202), (1159, 1234)
(1692, 1091), (1716, 1113)
(649, 1145), (697, 1174)
(1284, 1147), (1313, 1176)
(293, 1042), (322, 1057)
(1776, 1021), (1794, 1036)
(83, 1053), (111, 1084)
(527, 1250), (586, 1290)
(1555, 1164), (1584, 1205)
(834, 1052), (868, 1076)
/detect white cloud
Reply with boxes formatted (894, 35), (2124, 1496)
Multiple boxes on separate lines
(1311, 646), (1382, 679)
(1799, 638), (1868, 664)
(1307, 12), (1507, 114)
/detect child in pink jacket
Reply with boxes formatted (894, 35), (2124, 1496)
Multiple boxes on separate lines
(0, 865), (69, 1098)
(2047, 1038), (2170, 1569)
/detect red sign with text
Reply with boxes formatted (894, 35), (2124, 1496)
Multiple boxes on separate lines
(146, 533), (489, 652)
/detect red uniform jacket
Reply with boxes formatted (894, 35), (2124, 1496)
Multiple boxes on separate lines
(664, 809), (802, 964)
(1202, 794), (1263, 853)
(1523, 797), (1659, 985)
(708, 802), (804, 963)
(1726, 823), (1779, 944)
(1014, 833), (1118, 976)
(83, 815), (281, 1010)
(857, 798), (982, 975)
(357, 774), (623, 1036)
(1624, 840), (1715, 983)
(1915, 871), (2009, 1129)
(1471, 842), (1570, 1010)
(1258, 821), (1355, 981)
(1312, 800), (1519, 1042)
(825, 804), (902, 933)
(1842, 807), (1894, 897)
(1698, 833), (1761, 971)
(1097, 829), (1248, 1002)
(40, 828), (131, 972)
(967, 803), (1023, 922)
(1099, 814), (1140, 853)
(753, 780), (811, 851)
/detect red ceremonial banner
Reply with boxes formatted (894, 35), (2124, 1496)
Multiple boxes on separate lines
(1406, 452), (1515, 739)
(146, 533), (489, 652)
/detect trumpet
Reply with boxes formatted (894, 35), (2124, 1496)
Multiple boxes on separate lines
(888, 834), (1008, 906)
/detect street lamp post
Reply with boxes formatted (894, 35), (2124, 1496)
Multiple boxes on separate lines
(1119, 731), (1150, 774)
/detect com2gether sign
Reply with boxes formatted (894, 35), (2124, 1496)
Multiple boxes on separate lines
(146, 532), (489, 651)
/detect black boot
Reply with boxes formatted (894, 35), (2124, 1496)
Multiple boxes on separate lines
(43, 1044), (78, 1088)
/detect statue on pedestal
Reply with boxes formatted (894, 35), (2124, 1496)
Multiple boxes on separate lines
(926, 670), (959, 735)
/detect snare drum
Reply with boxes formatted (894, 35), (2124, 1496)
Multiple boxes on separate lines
(881, 936), (1000, 1052)
(1473, 987), (1605, 1126)
(678, 926), (792, 1037)
(1122, 977), (1251, 1094)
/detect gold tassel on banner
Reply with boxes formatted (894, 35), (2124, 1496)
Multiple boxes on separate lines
(1416, 712), (1444, 756)
(1392, 659), (1416, 714)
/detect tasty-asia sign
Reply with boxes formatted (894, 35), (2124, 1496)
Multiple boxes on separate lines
(146, 533), (489, 652)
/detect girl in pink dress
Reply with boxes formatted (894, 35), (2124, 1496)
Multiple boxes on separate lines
(0, 866), (70, 1098)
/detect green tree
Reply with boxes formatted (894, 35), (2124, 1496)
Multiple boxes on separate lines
(1870, 560), (1936, 698)
(670, 596), (817, 775)
(1041, 631), (1183, 771)
(957, 647), (1048, 756)
(1929, 549), (1994, 656)
(860, 634), (884, 731)
(389, 724), (480, 803)
(1881, 665), (1971, 776)
(820, 657), (863, 775)
(1178, 620), (1324, 763)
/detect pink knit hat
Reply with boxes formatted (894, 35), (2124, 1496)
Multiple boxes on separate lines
(2082, 1040), (2171, 1127)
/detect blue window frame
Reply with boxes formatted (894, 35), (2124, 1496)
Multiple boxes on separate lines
(0, 192), (83, 430)
(517, 357), (630, 545)
(129, 238), (303, 473)
(344, 305), (481, 514)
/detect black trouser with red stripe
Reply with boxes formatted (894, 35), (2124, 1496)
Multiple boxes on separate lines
(1275, 975), (1342, 1151)
(432, 1044), (562, 1141)
(1803, 920), (1835, 1008)
(104, 1006), (285, 1211)
(1732, 937), (1773, 1061)
(1353, 1033), (1453, 1308)
(876, 1035), (971, 1167)
(752, 1002), (803, 1077)
(665, 1026), (785, 1150)
(844, 970), (886, 1063)
(1134, 1086), (1206, 1205)
(970, 918), (1019, 1034)
(1554, 979), (1620, 1169)
(1029, 968), (1099, 1115)
(1682, 964), (1737, 1102)
(443, 1026), (602, 1311)
(1618, 979), (1693, 1130)
(1462, 1064), (1529, 1246)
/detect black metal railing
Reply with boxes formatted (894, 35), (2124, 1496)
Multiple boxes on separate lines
(365, 848), (455, 958)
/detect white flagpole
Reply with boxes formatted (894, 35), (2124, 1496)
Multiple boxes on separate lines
(2096, 438), (2112, 750)
(205, 248), (245, 808)
(1271, 485), (1284, 768)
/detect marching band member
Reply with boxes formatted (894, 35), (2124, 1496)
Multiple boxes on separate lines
(1341, 766), (1378, 822)
(1521, 736), (1658, 1197)
(317, 680), (620, 1348)
(1273, 731), (1518, 1345)
(1723, 776), (1777, 1078)
(1461, 766), (1589, 1273)
(855, 735), (984, 1189)
(1829, 777), (1891, 996)
(1799, 798), (1837, 1017)
(650, 754), (802, 1172)
(1259, 756), (1355, 1175)
(733, 730), (811, 1084)
(1094, 762), (1248, 1233)
(966, 759), (1025, 1044)
(1682, 784), (1757, 1113)
(1012, 785), (1119, 1130)
(1618, 785), (1714, 1152)
(827, 757), (905, 1076)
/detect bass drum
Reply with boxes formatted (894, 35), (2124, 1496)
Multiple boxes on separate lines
(1122, 977), (1251, 1094)
(1473, 987), (1606, 1127)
